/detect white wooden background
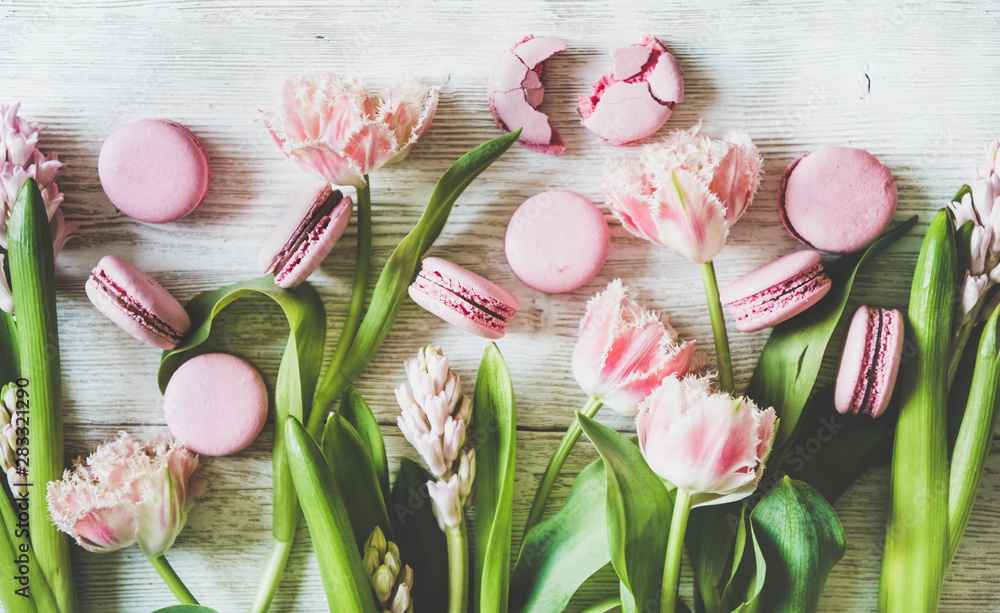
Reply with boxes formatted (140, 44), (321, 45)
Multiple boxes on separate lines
(2, 0), (1000, 611)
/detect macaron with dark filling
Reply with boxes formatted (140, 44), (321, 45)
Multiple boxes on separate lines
(408, 257), (520, 339)
(835, 306), (905, 418)
(721, 250), (832, 333)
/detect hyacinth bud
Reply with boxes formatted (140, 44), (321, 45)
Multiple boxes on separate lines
(363, 526), (415, 612)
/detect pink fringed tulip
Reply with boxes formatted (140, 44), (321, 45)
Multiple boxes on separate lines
(47, 433), (201, 557)
(0, 103), (79, 313)
(263, 74), (439, 189)
(637, 375), (777, 507)
(573, 279), (698, 416)
(604, 124), (762, 264)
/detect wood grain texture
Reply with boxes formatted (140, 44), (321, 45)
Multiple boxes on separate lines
(2, 0), (1000, 610)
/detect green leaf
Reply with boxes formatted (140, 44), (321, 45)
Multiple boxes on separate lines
(751, 478), (845, 613)
(390, 458), (449, 613)
(311, 130), (521, 422)
(579, 414), (671, 612)
(151, 607), (221, 613)
(721, 504), (765, 613)
(0, 485), (59, 613)
(322, 412), (393, 547)
(157, 276), (326, 544)
(747, 215), (916, 456)
(510, 457), (612, 613)
(339, 386), (390, 507)
(473, 343), (517, 613)
(0, 310), (19, 384)
(9, 178), (75, 611)
(285, 416), (376, 613)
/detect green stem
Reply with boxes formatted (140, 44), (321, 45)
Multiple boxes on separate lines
(700, 261), (734, 393)
(446, 520), (469, 613)
(149, 555), (198, 605)
(661, 489), (693, 613)
(581, 596), (622, 613)
(250, 538), (293, 613)
(308, 176), (373, 436)
(523, 397), (603, 536)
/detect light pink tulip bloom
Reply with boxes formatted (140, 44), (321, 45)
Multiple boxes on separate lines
(263, 74), (439, 189)
(573, 280), (698, 416)
(47, 433), (202, 557)
(637, 376), (777, 507)
(605, 124), (762, 264)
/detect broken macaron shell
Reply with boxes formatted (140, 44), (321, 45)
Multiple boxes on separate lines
(258, 181), (353, 289)
(488, 35), (568, 154)
(408, 257), (520, 339)
(578, 36), (684, 146)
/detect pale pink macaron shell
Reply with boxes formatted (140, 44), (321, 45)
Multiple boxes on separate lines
(98, 119), (212, 223)
(721, 250), (832, 333)
(780, 146), (898, 253)
(834, 306), (905, 418)
(488, 35), (568, 154)
(504, 190), (609, 293)
(578, 36), (684, 146)
(408, 257), (520, 339)
(257, 181), (353, 289)
(85, 255), (191, 350)
(163, 353), (269, 457)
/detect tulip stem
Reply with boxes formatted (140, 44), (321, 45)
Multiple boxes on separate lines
(700, 261), (734, 393)
(149, 554), (198, 605)
(523, 396), (603, 537)
(446, 520), (469, 613)
(310, 176), (373, 435)
(661, 489), (693, 613)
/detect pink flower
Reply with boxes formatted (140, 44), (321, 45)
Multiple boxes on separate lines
(47, 433), (202, 557)
(263, 74), (439, 189)
(0, 103), (79, 313)
(636, 376), (777, 507)
(573, 280), (698, 416)
(604, 124), (762, 263)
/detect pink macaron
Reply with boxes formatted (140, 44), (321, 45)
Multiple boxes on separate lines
(504, 190), (609, 293)
(779, 146), (898, 253)
(721, 250), (833, 333)
(835, 306), (905, 418)
(258, 181), (353, 288)
(163, 353), (269, 456)
(85, 255), (192, 350)
(408, 257), (520, 339)
(488, 35), (568, 154)
(578, 36), (683, 146)
(98, 119), (212, 223)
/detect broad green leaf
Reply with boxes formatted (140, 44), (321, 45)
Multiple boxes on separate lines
(323, 413), (393, 547)
(311, 130), (521, 423)
(151, 607), (221, 613)
(390, 458), (448, 613)
(339, 386), (391, 507)
(473, 343), (517, 613)
(0, 310), (18, 384)
(751, 478), (845, 613)
(285, 416), (376, 613)
(510, 457), (612, 613)
(157, 276), (326, 544)
(579, 414), (671, 612)
(579, 597), (623, 613)
(687, 504), (739, 613)
(747, 215), (916, 455)
(721, 504), (765, 613)
(0, 487), (58, 613)
(9, 178), (74, 610)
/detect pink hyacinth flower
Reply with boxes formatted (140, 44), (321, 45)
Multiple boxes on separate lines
(637, 375), (777, 507)
(47, 433), (202, 558)
(605, 123), (762, 264)
(263, 74), (439, 189)
(573, 280), (698, 416)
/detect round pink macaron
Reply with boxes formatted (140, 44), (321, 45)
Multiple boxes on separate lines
(835, 306), (904, 418)
(85, 255), (192, 350)
(779, 146), (897, 253)
(721, 250), (832, 333)
(504, 190), (609, 293)
(257, 181), (353, 288)
(163, 353), (269, 457)
(408, 257), (520, 339)
(99, 119), (212, 223)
